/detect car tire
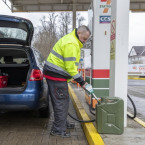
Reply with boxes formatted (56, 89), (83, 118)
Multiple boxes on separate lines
(39, 106), (50, 118)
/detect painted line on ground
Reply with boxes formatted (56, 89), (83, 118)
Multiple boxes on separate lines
(128, 77), (145, 80)
(68, 84), (105, 145)
(127, 112), (145, 128)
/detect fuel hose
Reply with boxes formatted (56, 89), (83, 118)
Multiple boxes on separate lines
(68, 93), (99, 122)
(68, 95), (96, 122)
(127, 94), (137, 119)
(89, 97), (96, 116)
(68, 112), (95, 123)
(69, 94), (137, 122)
(89, 104), (96, 116)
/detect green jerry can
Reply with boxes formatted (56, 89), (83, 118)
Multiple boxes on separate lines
(96, 97), (124, 134)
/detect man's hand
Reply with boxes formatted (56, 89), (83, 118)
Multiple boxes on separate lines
(82, 83), (94, 94)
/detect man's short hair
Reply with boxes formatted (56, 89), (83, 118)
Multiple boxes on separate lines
(77, 25), (91, 35)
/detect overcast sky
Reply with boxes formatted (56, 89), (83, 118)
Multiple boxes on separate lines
(0, 0), (145, 52)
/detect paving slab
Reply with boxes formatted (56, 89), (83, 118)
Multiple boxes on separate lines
(0, 95), (88, 145)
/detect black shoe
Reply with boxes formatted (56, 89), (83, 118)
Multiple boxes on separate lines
(66, 122), (75, 129)
(50, 130), (71, 138)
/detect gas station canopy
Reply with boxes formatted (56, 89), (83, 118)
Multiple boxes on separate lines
(131, 0), (145, 11)
(5, 0), (91, 12)
(3, 0), (145, 12)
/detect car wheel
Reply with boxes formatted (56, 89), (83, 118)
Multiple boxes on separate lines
(39, 106), (50, 118)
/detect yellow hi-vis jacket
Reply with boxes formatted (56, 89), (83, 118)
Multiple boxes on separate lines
(46, 29), (83, 81)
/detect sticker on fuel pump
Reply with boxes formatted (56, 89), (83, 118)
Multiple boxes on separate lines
(100, 16), (111, 24)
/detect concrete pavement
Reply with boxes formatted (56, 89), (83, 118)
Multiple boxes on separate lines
(0, 98), (88, 145)
(128, 79), (145, 122)
(69, 82), (145, 145)
(0, 79), (144, 145)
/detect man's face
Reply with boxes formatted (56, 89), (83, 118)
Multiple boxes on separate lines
(77, 31), (90, 44)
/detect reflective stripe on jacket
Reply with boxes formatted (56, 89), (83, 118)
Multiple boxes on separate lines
(46, 29), (83, 81)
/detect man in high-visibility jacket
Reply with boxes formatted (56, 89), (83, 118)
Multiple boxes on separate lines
(43, 25), (91, 137)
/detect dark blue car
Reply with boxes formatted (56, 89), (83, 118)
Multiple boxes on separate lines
(0, 15), (50, 117)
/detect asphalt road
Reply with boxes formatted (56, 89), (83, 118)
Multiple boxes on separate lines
(128, 79), (145, 121)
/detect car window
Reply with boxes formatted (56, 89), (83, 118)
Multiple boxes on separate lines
(33, 49), (44, 66)
(0, 27), (27, 41)
(14, 58), (29, 64)
(0, 56), (29, 64)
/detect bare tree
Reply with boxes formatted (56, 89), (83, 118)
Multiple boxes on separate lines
(58, 12), (72, 38)
(77, 12), (85, 27)
(33, 13), (58, 59)
(33, 12), (86, 59)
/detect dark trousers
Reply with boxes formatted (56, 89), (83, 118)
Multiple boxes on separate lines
(46, 79), (69, 132)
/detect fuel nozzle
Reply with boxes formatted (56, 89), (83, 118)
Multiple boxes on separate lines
(92, 93), (101, 104)
(84, 84), (101, 103)
(84, 83), (94, 94)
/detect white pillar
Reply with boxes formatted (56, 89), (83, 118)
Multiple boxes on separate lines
(89, 0), (111, 97)
(73, 0), (76, 29)
(109, 0), (130, 127)
(93, 0), (111, 70)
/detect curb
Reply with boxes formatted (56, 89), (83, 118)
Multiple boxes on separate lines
(68, 84), (105, 145)
(127, 112), (145, 128)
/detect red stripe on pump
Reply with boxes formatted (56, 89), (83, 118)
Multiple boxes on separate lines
(43, 74), (67, 81)
(92, 69), (109, 78)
